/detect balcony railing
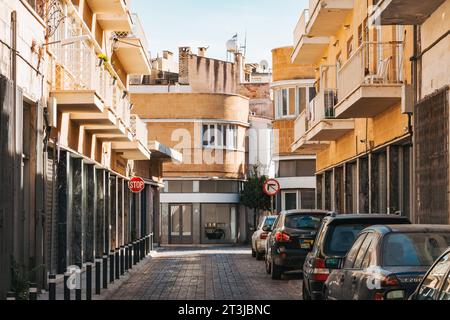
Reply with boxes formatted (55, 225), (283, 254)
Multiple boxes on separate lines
(309, 89), (337, 128)
(130, 115), (148, 149)
(337, 41), (404, 102)
(293, 9), (309, 46)
(113, 85), (131, 129)
(51, 46), (114, 107)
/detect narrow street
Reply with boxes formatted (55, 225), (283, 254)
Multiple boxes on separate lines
(105, 247), (302, 300)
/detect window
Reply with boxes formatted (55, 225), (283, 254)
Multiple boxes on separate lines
(325, 224), (369, 257)
(439, 263), (450, 300)
(276, 87), (308, 118)
(202, 124), (238, 149)
(382, 233), (450, 267)
(166, 180), (194, 193)
(417, 253), (450, 300)
(199, 180), (239, 193)
(301, 189), (316, 210)
(354, 234), (376, 269)
(283, 192), (298, 211)
(278, 159), (316, 178)
(285, 214), (323, 230)
(343, 234), (368, 269)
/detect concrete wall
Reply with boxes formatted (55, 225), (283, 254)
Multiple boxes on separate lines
(238, 83), (274, 119)
(420, 0), (450, 99)
(131, 93), (250, 180)
(272, 46), (315, 82)
(179, 47), (239, 94)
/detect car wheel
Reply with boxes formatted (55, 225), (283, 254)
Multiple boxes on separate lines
(265, 256), (272, 274)
(271, 261), (283, 280)
(302, 280), (311, 300)
(256, 251), (264, 261)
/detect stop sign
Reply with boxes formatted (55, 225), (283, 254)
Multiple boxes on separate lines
(128, 177), (145, 193)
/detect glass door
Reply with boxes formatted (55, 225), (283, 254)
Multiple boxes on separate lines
(169, 204), (193, 244)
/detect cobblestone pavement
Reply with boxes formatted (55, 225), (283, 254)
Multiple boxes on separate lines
(105, 246), (303, 300)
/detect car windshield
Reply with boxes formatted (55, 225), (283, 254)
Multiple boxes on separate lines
(324, 224), (368, 256)
(285, 214), (323, 230)
(382, 232), (450, 267)
(263, 217), (276, 229)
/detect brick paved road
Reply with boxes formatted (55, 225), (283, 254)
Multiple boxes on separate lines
(105, 246), (302, 300)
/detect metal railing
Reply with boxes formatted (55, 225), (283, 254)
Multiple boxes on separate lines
(337, 41), (404, 102)
(51, 46), (114, 104)
(293, 9), (309, 46)
(130, 115), (148, 148)
(309, 89), (337, 128)
(112, 85), (131, 129)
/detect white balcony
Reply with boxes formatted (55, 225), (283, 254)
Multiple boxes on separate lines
(292, 111), (330, 154)
(112, 14), (151, 75)
(334, 41), (404, 119)
(306, 89), (354, 141)
(307, 0), (354, 36)
(49, 46), (114, 113)
(371, 0), (446, 25)
(87, 0), (133, 31)
(292, 9), (330, 65)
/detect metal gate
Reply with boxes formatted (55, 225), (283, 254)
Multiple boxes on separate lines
(415, 86), (449, 224)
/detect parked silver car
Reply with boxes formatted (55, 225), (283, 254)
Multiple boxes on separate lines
(252, 215), (277, 260)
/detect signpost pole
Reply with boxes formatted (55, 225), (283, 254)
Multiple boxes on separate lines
(271, 196), (274, 215)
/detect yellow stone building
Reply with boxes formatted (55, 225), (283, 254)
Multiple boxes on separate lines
(291, 0), (415, 217)
(131, 47), (250, 245)
(271, 46), (318, 211)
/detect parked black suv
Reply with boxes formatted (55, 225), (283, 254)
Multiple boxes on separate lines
(302, 214), (411, 300)
(265, 210), (329, 280)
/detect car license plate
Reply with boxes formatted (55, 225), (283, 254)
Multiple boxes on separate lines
(300, 240), (314, 249)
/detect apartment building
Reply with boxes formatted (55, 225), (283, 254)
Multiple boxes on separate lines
(271, 46), (317, 212)
(0, 0), (179, 298)
(291, 0), (415, 218)
(371, 0), (450, 223)
(131, 47), (250, 245)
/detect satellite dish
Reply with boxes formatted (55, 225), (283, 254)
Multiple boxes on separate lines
(226, 39), (238, 53)
(260, 60), (269, 71)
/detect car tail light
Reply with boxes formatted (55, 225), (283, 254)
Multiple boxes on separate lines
(312, 258), (329, 282)
(374, 293), (384, 301)
(260, 232), (268, 240)
(381, 275), (399, 287)
(275, 231), (291, 243)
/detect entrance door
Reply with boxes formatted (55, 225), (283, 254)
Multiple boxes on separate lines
(169, 205), (193, 244)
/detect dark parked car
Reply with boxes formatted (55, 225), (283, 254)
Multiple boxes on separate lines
(325, 225), (450, 300)
(400, 247), (450, 300)
(302, 214), (411, 300)
(265, 210), (329, 280)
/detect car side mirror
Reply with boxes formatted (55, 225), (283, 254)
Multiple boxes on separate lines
(325, 257), (344, 269)
(262, 226), (272, 232)
(385, 290), (406, 300)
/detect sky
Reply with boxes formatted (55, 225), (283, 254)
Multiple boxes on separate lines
(131, 0), (308, 67)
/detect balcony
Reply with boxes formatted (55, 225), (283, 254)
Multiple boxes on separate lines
(292, 111), (330, 154)
(306, 89), (354, 141)
(307, 0), (354, 36)
(292, 10), (330, 65)
(50, 46), (113, 114)
(112, 115), (151, 160)
(86, 0), (133, 31)
(371, 0), (445, 25)
(334, 41), (404, 119)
